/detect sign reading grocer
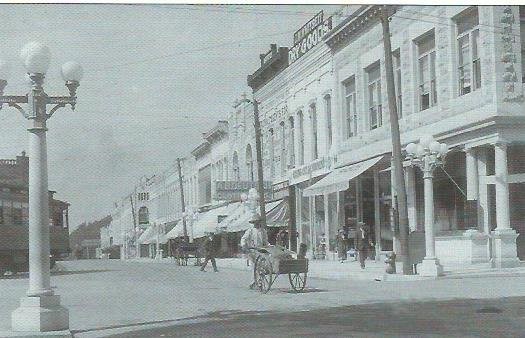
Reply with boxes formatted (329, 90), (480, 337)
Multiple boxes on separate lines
(289, 15), (333, 65)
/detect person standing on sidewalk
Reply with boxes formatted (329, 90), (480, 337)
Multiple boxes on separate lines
(336, 229), (347, 263)
(356, 222), (372, 269)
(200, 232), (219, 272)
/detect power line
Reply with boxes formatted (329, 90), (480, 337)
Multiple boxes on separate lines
(151, 4), (329, 17)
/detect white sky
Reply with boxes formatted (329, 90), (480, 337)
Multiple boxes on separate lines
(0, 4), (341, 229)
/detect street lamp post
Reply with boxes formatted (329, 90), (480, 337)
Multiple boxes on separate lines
(0, 42), (82, 334)
(405, 135), (448, 277)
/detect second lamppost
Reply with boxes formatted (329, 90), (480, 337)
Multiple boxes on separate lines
(405, 135), (448, 277)
(0, 41), (82, 333)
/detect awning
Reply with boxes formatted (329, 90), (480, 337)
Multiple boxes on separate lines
(166, 220), (181, 239)
(222, 200), (281, 233)
(303, 156), (384, 197)
(266, 199), (288, 228)
(138, 226), (155, 244)
(192, 202), (240, 238)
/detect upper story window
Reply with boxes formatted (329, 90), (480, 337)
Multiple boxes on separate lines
(297, 111), (305, 165)
(245, 144), (254, 182)
(280, 121), (287, 175)
(456, 7), (481, 96)
(269, 128), (275, 177)
(344, 77), (357, 138)
(309, 103), (318, 160)
(288, 116), (295, 167)
(392, 49), (402, 118)
(138, 206), (149, 224)
(367, 63), (382, 130)
(417, 30), (437, 110)
(324, 94), (332, 148)
(138, 192), (149, 201)
(232, 152), (240, 181)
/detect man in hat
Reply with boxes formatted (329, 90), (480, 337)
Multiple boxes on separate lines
(240, 214), (269, 288)
(355, 222), (373, 269)
(200, 232), (218, 272)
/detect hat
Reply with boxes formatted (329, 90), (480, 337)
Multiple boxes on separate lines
(358, 221), (366, 227)
(249, 214), (263, 224)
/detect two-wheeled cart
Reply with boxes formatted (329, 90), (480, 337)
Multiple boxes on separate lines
(250, 247), (308, 294)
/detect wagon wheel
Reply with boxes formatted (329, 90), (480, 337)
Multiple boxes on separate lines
(255, 256), (273, 294)
(288, 272), (307, 292)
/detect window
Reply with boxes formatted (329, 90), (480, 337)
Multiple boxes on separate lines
(288, 116), (295, 167)
(138, 206), (149, 224)
(298, 111), (305, 165)
(392, 49), (402, 117)
(417, 31), (437, 110)
(367, 63), (382, 129)
(246, 144), (254, 182)
(456, 7), (481, 95)
(280, 121), (287, 175)
(324, 94), (332, 147)
(344, 77), (357, 138)
(310, 103), (318, 160)
(521, 6), (525, 82)
(232, 152), (240, 181)
(269, 129), (275, 177)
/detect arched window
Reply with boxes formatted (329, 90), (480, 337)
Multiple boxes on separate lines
(246, 144), (254, 182)
(310, 103), (318, 160)
(138, 206), (149, 224)
(297, 111), (305, 165)
(232, 152), (240, 181)
(280, 121), (286, 175)
(324, 94), (332, 149)
(289, 116), (295, 167)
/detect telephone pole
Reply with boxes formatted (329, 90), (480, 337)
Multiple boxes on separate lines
(176, 157), (188, 241)
(380, 5), (411, 275)
(253, 98), (267, 226)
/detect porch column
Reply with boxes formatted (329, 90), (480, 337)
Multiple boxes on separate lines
(297, 188), (303, 246)
(492, 142), (519, 268)
(373, 169), (382, 260)
(405, 166), (417, 232)
(355, 178), (362, 222)
(465, 148), (479, 228)
(477, 148), (490, 234)
(309, 196), (315, 258)
(323, 193), (330, 258)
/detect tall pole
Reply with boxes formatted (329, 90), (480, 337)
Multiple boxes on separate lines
(380, 5), (411, 275)
(177, 158), (188, 241)
(253, 98), (267, 226)
(129, 194), (139, 258)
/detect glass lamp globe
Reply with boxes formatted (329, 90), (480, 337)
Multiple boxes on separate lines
(439, 143), (449, 156)
(429, 141), (441, 153)
(61, 61), (83, 82)
(20, 42), (51, 74)
(240, 193), (248, 202)
(416, 144), (425, 157)
(419, 135), (434, 149)
(405, 143), (417, 156)
(0, 60), (10, 80)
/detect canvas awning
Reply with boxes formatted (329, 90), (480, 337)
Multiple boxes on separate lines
(266, 199), (288, 228)
(192, 202), (240, 238)
(138, 225), (169, 244)
(222, 200), (281, 233)
(166, 220), (182, 239)
(303, 156), (384, 197)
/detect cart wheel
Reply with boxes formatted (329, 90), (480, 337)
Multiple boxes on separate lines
(255, 256), (272, 294)
(288, 272), (307, 292)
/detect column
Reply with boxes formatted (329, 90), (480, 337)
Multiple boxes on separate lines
(373, 169), (382, 260)
(418, 162), (444, 277)
(405, 166), (417, 232)
(323, 193), (330, 259)
(465, 148), (479, 229)
(477, 148), (490, 234)
(309, 195), (315, 258)
(492, 142), (519, 268)
(297, 187), (303, 246)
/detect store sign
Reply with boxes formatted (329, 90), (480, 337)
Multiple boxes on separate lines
(272, 180), (290, 200)
(262, 104), (288, 128)
(215, 180), (273, 201)
(289, 15), (333, 65)
(293, 11), (324, 45)
(289, 156), (334, 185)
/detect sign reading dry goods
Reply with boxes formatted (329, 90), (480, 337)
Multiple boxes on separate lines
(289, 13), (333, 65)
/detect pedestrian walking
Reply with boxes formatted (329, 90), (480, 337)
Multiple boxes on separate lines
(336, 229), (347, 263)
(356, 222), (372, 269)
(200, 232), (218, 272)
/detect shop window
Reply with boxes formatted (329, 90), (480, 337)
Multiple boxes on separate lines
(13, 208), (23, 226)
(324, 94), (332, 147)
(310, 103), (319, 160)
(367, 63), (382, 129)
(416, 30), (437, 111)
(456, 7), (481, 96)
(392, 49), (402, 117)
(343, 76), (357, 138)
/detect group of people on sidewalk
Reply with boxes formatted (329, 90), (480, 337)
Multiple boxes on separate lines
(336, 218), (374, 269)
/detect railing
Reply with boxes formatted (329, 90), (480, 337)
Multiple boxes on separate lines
(0, 159), (17, 166)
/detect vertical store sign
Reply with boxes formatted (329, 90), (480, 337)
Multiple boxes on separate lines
(289, 11), (333, 64)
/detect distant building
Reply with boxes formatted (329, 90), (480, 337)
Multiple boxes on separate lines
(0, 152), (70, 272)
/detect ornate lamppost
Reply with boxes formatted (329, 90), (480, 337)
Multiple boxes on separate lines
(405, 135), (448, 277)
(0, 42), (82, 334)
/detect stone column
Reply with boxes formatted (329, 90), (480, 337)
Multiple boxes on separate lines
(297, 188), (303, 246)
(405, 166), (417, 231)
(373, 169), (381, 260)
(465, 148), (479, 229)
(418, 162), (444, 277)
(492, 142), (519, 268)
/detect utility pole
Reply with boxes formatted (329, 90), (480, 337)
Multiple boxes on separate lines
(253, 98), (267, 226)
(129, 194), (139, 258)
(176, 157), (188, 241)
(380, 5), (412, 275)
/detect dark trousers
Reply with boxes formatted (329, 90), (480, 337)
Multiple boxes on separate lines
(358, 248), (368, 268)
(201, 254), (218, 271)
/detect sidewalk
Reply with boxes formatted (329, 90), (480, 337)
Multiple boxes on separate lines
(125, 256), (525, 281)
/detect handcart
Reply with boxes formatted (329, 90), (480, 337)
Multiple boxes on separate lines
(249, 246), (309, 294)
